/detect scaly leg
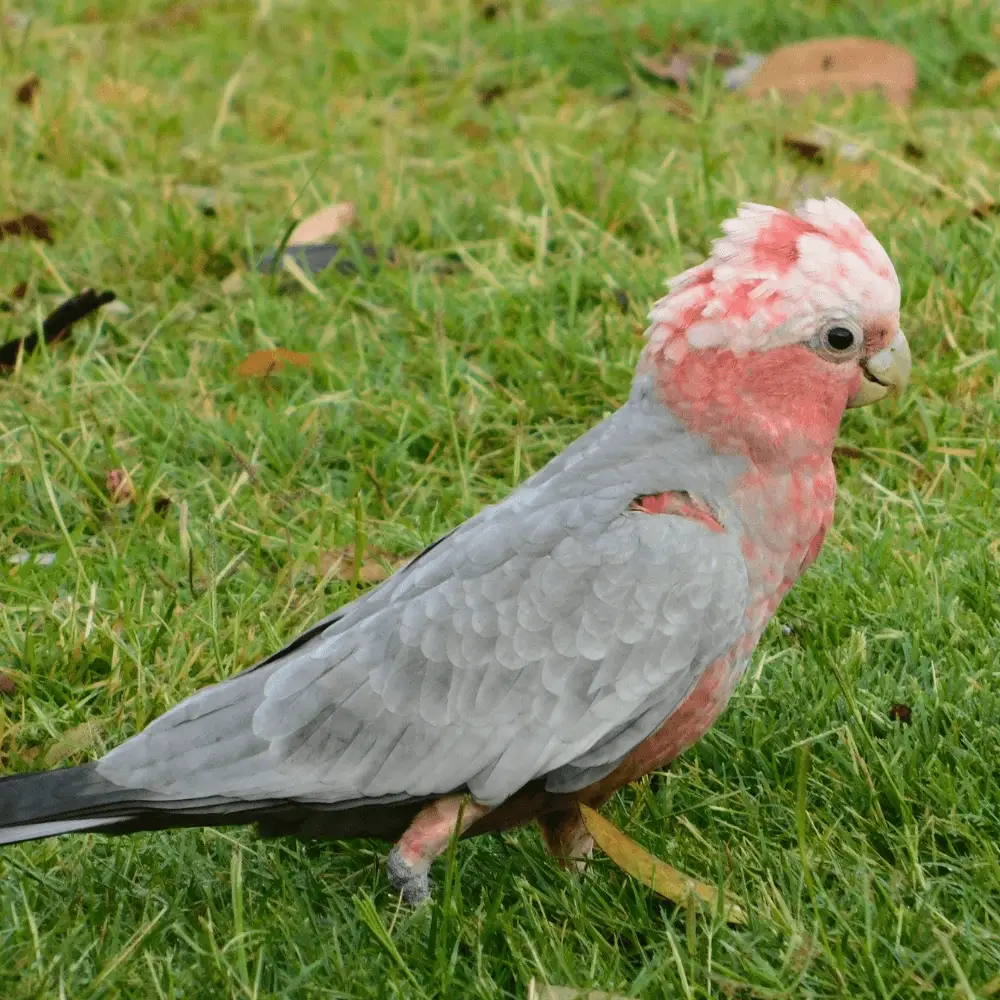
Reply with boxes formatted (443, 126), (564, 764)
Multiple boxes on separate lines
(538, 807), (595, 873)
(386, 795), (490, 905)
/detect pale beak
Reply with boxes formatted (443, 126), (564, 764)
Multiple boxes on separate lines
(847, 330), (912, 408)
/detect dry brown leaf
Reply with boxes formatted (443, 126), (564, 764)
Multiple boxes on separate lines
(634, 50), (694, 89)
(742, 37), (917, 106)
(579, 804), (747, 924)
(96, 77), (150, 106)
(0, 672), (16, 696)
(288, 202), (357, 247)
(235, 348), (313, 378)
(527, 981), (628, 1000)
(317, 545), (408, 585)
(45, 722), (101, 766)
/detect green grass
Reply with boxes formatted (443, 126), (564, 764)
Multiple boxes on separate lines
(0, 0), (999, 996)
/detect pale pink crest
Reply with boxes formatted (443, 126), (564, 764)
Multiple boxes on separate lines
(644, 198), (900, 359)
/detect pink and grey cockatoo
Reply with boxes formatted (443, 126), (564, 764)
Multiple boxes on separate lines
(0, 198), (910, 904)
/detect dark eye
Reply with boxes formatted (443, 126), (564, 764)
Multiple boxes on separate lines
(824, 326), (856, 352)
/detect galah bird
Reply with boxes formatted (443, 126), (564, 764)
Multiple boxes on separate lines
(0, 198), (911, 905)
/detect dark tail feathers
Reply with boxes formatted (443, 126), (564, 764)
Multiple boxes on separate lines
(0, 764), (427, 846)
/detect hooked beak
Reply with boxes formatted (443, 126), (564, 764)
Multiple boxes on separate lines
(847, 330), (912, 408)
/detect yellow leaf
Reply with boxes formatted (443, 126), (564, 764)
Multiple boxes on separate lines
(235, 348), (312, 378)
(45, 722), (101, 766)
(579, 804), (747, 925)
(288, 202), (356, 247)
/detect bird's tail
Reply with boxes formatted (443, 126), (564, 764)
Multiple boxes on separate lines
(0, 763), (142, 845)
(0, 763), (427, 846)
(0, 763), (303, 846)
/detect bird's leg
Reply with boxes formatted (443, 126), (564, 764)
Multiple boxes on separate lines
(386, 795), (490, 905)
(538, 807), (595, 873)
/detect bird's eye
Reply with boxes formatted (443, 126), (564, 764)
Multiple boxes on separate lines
(823, 327), (856, 352)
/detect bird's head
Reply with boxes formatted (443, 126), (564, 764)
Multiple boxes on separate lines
(641, 198), (911, 464)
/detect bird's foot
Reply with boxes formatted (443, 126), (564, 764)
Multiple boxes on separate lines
(386, 845), (431, 906)
(557, 844), (594, 874)
(385, 795), (491, 906)
(539, 807), (596, 874)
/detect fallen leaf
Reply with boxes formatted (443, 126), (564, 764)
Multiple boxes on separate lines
(0, 288), (116, 372)
(782, 135), (825, 163)
(96, 77), (150, 106)
(15, 74), (39, 106)
(235, 347), (313, 378)
(316, 545), (409, 585)
(0, 673), (15, 696)
(479, 84), (505, 106)
(888, 703), (912, 725)
(527, 981), (628, 1000)
(456, 119), (490, 141)
(742, 37), (917, 106)
(106, 467), (135, 504)
(579, 804), (747, 924)
(287, 201), (356, 247)
(634, 51), (694, 89)
(0, 212), (53, 243)
(45, 722), (101, 766)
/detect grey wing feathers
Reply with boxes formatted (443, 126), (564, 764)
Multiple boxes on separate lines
(98, 383), (749, 809)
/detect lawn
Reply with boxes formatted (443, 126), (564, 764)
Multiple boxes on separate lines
(1, 0), (999, 996)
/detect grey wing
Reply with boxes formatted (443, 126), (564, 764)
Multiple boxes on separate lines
(98, 388), (749, 808)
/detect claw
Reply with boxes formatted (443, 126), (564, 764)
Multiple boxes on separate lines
(386, 845), (431, 906)
(384, 795), (491, 905)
